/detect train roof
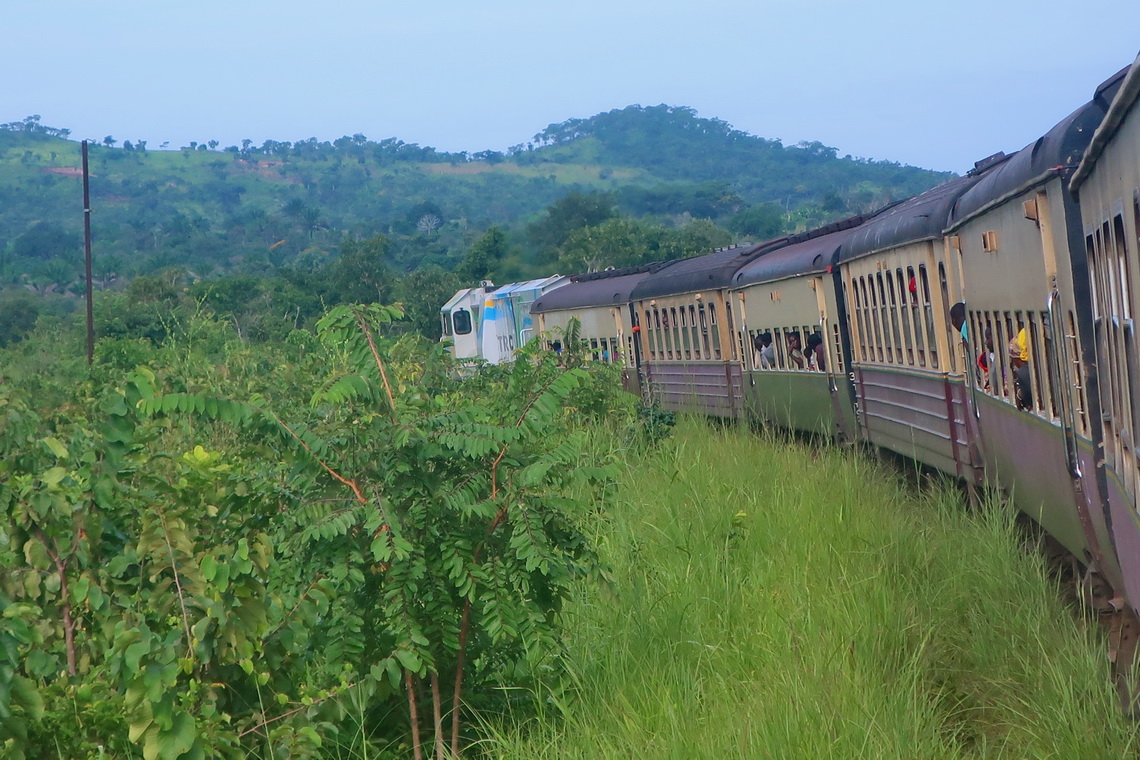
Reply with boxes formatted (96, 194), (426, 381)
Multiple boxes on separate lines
(491, 274), (566, 298)
(628, 241), (779, 301)
(1072, 58), (1139, 192)
(946, 77), (1125, 229)
(733, 214), (876, 287)
(837, 173), (986, 261)
(441, 286), (481, 312)
(531, 263), (667, 312)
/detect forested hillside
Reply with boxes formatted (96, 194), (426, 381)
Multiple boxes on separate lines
(0, 110), (951, 348)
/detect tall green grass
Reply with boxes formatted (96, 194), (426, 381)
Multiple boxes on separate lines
(484, 418), (1137, 758)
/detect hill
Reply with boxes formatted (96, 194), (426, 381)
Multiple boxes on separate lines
(0, 110), (950, 285)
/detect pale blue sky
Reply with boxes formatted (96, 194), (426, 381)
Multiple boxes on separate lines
(4, 1), (1138, 173)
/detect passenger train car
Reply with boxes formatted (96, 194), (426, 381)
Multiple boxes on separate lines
(442, 54), (1140, 692)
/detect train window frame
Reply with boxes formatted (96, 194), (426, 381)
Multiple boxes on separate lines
(1067, 310), (1088, 435)
(831, 322), (844, 373)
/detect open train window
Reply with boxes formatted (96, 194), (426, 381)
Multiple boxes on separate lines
(896, 267), (913, 365)
(906, 266), (925, 367)
(709, 304), (722, 359)
(1114, 213), (1132, 320)
(866, 276), (884, 362)
(920, 266), (938, 369)
(452, 309), (473, 336)
(679, 306), (691, 359)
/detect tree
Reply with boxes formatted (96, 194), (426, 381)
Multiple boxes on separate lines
(329, 234), (396, 304)
(527, 191), (616, 254)
(396, 266), (462, 340)
(558, 217), (653, 273)
(12, 222), (80, 261)
(129, 304), (621, 758)
(457, 227), (508, 283)
(727, 202), (787, 241)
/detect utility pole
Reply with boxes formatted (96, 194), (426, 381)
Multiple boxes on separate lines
(82, 140), (94, 365)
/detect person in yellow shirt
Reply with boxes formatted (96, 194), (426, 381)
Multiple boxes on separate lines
(1010, 327), (1032, 410)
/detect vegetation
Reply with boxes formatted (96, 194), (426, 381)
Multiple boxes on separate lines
(0, 109), (952, 351)
(485, 420), (1139, 758)
(0, 307), (637, 759)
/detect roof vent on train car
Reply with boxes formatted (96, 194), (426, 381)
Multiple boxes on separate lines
(480, 279), (495, 288)
(968, 152), (1007, 176)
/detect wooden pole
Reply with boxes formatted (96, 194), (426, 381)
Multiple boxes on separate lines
(82, 140), (94, 364)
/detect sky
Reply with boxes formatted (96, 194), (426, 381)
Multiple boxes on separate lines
(4, 1), (1139, 174)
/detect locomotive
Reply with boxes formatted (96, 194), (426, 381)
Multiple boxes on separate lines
(442, 54), (1140, 691)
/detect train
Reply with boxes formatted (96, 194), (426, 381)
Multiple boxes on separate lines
(441, 54), (1140, 696)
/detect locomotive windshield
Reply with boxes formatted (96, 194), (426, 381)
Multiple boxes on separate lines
(452, 309), (473, 335)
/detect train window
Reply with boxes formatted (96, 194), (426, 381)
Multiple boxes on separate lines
(1087, 235), (1102, 317)
(920, 266), (938, 369)
(1026, 314), (1047, 416)
(966, 310), (983, 390)
(1114, 214), (1132, 320)
(982, 230), (999, 252)
(937, 262), (952, 372)
(453, 309), (473, 336)
(993, 314), (1009, 402)
(645, 310), (655, 359)
(874, 273), (888, 362)
(845, 280), (860, 362)
(895, 268), (915, 365)
(693, 305), (702, 362)
(862, 278), (876, 362)
(771, 327), (783, 369)
(885, 270), (905, 364)
(867, 276), (884, 362)
(693, 303), (702, 360)
(1038, 312), (1060, 420)
(907, 267), (925, 367)
(679, 307), (691, 359)
(660, 308), (672, 359)
(665, 305), (674, 360)
(710, 304), (722, 359)
(726, 302), (738, 362)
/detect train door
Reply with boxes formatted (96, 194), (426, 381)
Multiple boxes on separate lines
(814, 274), (857, 441)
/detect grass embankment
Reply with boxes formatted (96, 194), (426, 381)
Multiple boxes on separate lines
(486, 418), (1137, 758)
